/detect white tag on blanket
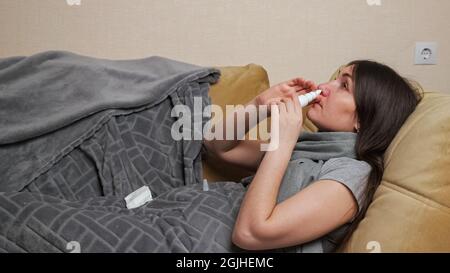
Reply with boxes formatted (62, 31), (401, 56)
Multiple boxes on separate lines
(125, 186), (153, 209)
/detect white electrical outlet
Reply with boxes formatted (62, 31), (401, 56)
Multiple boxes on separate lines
(415, 42), (438, 65)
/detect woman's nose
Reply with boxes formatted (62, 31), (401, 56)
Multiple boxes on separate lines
(317, 84), (331, 97)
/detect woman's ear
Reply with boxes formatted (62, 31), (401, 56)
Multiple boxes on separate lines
(354, 121), (360, 133)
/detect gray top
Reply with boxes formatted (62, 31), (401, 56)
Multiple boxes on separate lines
(318, 157), (372, 216)
(243, 157), (372, 253)
(300, 157), (371, 253)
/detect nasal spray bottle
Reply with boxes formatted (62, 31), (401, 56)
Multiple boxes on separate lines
(298, 90), (322, 107)
(261, 89), (323, 152)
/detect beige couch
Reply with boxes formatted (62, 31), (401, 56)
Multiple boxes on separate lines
(203, 64), (450, 252)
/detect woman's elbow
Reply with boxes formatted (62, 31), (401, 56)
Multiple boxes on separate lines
(231, 225), (271, 251)
(232, 228), (257, 250)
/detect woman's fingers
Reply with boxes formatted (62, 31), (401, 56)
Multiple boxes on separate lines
(270, 96), (302, 116)
(283, 96), (300, 114)
(278, 100), (287, 114)
(267, 98), (283, 106)
(290, 77), (318, 91)
(306, 80), (318, 90)
(294, 85), (305, 92)
(279, 98), (297, 117)
(284, 97), (295, 113)
(288, 77), (304, 87)
(290, 93), (302, 114)
(266, 98), (281, 115)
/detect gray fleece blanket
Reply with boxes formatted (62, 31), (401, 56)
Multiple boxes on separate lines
(0, 51), (250, 252)
(0, 51), (358, 253)
(0, 51), (220, 193)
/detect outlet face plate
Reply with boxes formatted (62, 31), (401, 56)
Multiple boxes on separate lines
(415, 42), (438, 65)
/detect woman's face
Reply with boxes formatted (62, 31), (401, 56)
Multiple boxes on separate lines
(307, 65), (359, 133)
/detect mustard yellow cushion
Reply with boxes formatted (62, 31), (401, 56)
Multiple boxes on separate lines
(202, 64), (270, 182)
(208, 64), (269, 112)
(342, 91), (450, 252)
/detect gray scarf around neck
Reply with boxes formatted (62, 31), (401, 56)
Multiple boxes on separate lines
(277, 131), (357, 203)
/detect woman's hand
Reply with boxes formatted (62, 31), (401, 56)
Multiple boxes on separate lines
(256, 77), (318, 109)
(270, 94), (304, 146)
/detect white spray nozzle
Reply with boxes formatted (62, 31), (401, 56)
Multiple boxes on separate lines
(298, 90), (322, 107)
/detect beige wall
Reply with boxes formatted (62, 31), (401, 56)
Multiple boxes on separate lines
(1, 0), (449, 93)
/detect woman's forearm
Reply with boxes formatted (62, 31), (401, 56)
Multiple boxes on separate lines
(234, 142), (295, 233)
(204, 98), (265, 154)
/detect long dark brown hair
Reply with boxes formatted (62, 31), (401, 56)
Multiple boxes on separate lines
(338, 60), (423, 249)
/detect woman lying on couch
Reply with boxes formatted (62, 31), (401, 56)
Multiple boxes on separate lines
(0, 53), (422, 253)
(204, 60), (422, 252)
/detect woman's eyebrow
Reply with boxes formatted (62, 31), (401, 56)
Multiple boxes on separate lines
(341, 73), (353, 80)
